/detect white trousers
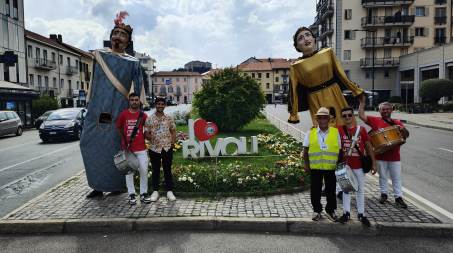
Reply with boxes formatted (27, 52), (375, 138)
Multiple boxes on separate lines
(343, 169), (365, 215)
(125, 150), (149, 195)
(378, 160), (402, 198)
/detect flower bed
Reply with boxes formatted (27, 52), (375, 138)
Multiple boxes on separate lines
(137, 118), (308, 196)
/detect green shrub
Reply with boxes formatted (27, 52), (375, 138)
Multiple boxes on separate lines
(192, 68), (266, 131)
(32, 95), (59, 119)
(420, 79), (453, 104)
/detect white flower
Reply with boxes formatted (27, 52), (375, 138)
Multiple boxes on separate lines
(223, 179), (227, 182)
(188, 177), (193, 183)
(182, 176), (187, 182)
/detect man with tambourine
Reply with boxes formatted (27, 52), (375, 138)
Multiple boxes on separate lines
(358, 96), (410, 209)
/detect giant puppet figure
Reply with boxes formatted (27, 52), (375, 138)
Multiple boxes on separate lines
(80, 12), (146, 198)
(288, 27), (364, 125)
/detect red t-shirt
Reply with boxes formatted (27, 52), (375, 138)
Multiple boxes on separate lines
(338, 125), (370, 169)
(366, 116), (404, 161)
(116, 109), (148, 152)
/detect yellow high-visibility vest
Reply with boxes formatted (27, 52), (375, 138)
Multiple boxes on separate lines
(308, 127), (340, 170)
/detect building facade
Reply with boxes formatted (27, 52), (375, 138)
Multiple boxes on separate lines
(152, 71), (201, 104)
(184, 60), (212, 73)
(135, 51), (156, 100)
(0, 0), (39, 126)
(237, 57), (291, 104)
(311, 0), (453, 104)
(25, 31), (83, 107)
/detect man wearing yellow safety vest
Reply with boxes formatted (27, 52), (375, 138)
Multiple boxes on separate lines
(303, 107), (343, 222)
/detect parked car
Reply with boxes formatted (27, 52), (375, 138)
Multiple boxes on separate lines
(34, 110), (55, 129)
(39, 108), (86, 142)
(0, 111), (23, 137)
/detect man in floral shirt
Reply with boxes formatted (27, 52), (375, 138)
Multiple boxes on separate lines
(145, 97), (177, 201)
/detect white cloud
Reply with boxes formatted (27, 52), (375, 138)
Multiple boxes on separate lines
(24, 0), (316, 70)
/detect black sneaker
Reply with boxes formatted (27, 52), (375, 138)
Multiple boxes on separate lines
(395, 197), (408, 209)
(312, 212), (322, 221)
(140, 193), (151, 204)
(337, 191), (343, 200)
(86, 190), (103, 198)
(358, 214), (371, 227)
(379, 193), (388, 204)
(325, 212), (338, 222)
(338, 212), (350, 224)
(128, 194), (137, 205)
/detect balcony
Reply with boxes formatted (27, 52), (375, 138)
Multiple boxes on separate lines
(434, 16), (447, 25)
(360, 36), (414, 48)
(360, 57), (400, 68)
(434, 36), (446, 45)
(361, 15), (414, 27)
(38, 87), (59, 97)
(319, 23), (334, 39)
(33, 58), (56, 70)
(361, 0), (413, 8)
(65, 66), (78, 75)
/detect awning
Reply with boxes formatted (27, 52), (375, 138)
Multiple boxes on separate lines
(0, 80), (40, 97)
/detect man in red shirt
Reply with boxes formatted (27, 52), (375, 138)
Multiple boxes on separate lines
(337, 107), (377, 226)
(359, 96), (410, 208)
(116, 93), (150, 205)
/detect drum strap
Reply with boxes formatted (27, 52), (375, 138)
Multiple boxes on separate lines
(342, 126), (362, 158)
(382, 117), (396, 126)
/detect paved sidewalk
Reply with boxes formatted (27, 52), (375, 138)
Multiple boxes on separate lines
(366, 111), (453, 131)
(2, 172), (440, 224)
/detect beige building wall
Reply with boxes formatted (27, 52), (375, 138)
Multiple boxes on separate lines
(152, 72), (200, 104)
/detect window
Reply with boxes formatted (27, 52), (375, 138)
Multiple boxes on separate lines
(415, 27), (427, 36)
(53, 77), (57, 88)
(12, 0), (18, 19)
(75, 60), (79, 69)
(59, 55), (63, 64)
(275, 76), (279, 82)
(76, 81), (79, 89)
(2, 19), (8, 47)
(365, 70), (372, 79)
(29, 74), (34, 86)
(52, 52), (56, 62)
(344, 9), (352, 20)
(176, 77), (180, 82)
(258, 73), (262, 78)
(384, 48), (392, 58)
(252, 73), (255, 78)
(67, 57), (70, 66)
(266, 83), (270, 89)
(27, 45), (32, 58)
(400, 48), (408, 55)
(68, 80), (72, 90)
(184, 77), (187, 82)
(44, 76), (49, 89)
(161, 78), (164, 82)
(36, 48), (41, 59)
(266, 73), (270, 78)
(384, 69), (390, 78)
(37, 75), (42, 88)
(344, 30), (355, 40)
(43, 50), (48, 60)
(60, 79), (64, 88)
(5, 0), (10, 16)
(343, 50), (351, 61)
(415, 7), (427, 17)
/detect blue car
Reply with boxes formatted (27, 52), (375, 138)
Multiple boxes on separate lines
(39, 108), (86, 143)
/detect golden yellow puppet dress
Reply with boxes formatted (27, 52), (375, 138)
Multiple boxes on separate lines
(288, 47), (364, 125)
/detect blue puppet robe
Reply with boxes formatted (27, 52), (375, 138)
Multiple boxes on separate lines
(80, 49), (144, 192)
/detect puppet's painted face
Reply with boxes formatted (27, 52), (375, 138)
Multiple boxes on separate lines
(110, 28), (129, 53)
(296, 30), (315, 53)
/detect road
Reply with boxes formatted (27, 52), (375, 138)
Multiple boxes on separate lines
(0, 129), (83, 218)
(265, 105), (453, 216)
(1, 231), (452, 253)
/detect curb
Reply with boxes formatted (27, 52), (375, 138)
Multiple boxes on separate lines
(403, 121), (453, 132)
(1, 217), (453, 237)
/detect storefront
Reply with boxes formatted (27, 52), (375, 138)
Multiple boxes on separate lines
(0, 81), (40, 127)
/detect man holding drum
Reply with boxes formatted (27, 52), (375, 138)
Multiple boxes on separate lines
(358, 96), (409, 208)
(303, 107), (342, 222)
(337, 107), (377, 226)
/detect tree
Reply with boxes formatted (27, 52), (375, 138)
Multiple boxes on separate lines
(420, 79), (453, 104)
(193, 68), (265, 131)
(32, 95), (59, 119)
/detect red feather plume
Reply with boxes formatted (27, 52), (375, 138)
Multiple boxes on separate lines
(114, 11), (129, 26)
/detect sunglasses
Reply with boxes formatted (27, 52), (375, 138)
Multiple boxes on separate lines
(342, 113), (353, 118)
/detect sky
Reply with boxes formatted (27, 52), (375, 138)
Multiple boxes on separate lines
(24, 0), (316, 71)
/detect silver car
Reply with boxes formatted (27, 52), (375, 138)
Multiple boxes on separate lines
(0, 111), (23, 137)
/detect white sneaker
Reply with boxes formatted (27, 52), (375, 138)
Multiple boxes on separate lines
(167, 191), (176, 201)
(150, 191), (159, 202)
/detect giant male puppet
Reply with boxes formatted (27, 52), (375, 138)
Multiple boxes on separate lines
(80, 12), (146, 197)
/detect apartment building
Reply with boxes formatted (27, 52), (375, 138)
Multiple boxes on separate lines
(135, 51), (156, 98)
(311, 0), (453, 104)
(237, 57), (292, 103)
(152, 71), (201, 104)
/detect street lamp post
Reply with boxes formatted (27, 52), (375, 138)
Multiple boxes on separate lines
(354, 28), (376, 109)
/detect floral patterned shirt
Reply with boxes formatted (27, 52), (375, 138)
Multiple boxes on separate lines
(145, 113), (176, 153)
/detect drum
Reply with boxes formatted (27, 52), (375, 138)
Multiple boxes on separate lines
(335, 163), (358, 193)
(369, 126), (405, 155)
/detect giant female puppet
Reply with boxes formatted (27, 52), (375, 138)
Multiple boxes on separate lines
(288, 26), (364, 125)
(80, 12), (146, 197)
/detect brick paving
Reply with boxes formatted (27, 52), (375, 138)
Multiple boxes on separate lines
(2, 173), (440, 224)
